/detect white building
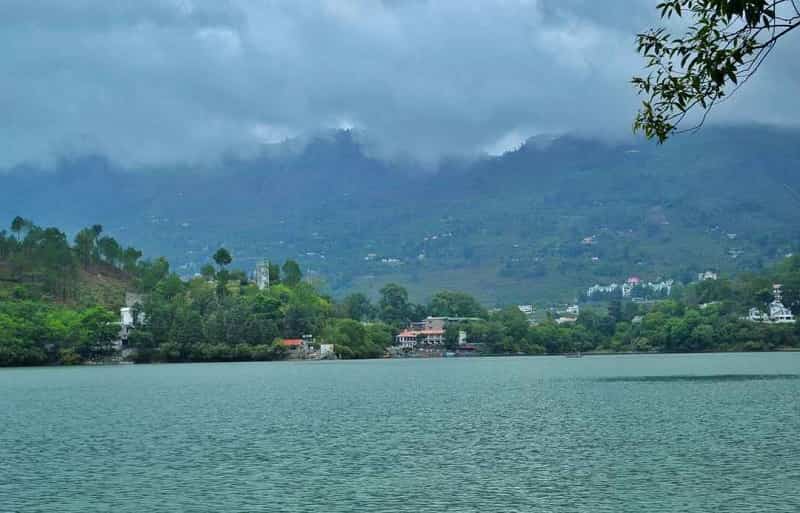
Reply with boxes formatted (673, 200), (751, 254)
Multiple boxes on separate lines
(587, 277), (673, 299)
(117, 293), (146, 350)
(745, 285), (796, 324)
(768, 284), (795, 323)
(698, 270), (718, 281)
(254, 260), (270, 291)
(319, 344), (335, 359)
(518, 304), (534, 315)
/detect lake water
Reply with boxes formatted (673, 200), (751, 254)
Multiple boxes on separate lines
(1, 353), (799, 512)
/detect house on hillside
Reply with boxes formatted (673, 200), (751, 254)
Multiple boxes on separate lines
(744, 285), (796, 324)
(117, 292), (147, 350)
(254, 260), (270, 290)
(698, 270), (718, 281)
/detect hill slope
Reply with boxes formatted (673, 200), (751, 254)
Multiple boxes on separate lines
(2, 126), (799, 304)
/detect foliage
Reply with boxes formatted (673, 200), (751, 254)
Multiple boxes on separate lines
(2, 217), (799, 367)
(633, 0), (800, 141)
(427, 291), (487, 318)
(378, 283), (413, 327)
(213, 248), (232, 269)
(3, 129), (800, 306)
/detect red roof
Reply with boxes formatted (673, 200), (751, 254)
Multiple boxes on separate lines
(627, 276), (641, 284)
(281, 339), (304, 347)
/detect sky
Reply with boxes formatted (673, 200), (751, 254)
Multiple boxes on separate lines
(2, 0), (799, 168)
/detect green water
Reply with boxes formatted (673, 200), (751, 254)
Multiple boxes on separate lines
(1, 353), (799, 512)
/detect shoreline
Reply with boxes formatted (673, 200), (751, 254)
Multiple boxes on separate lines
(2, 347), (799, 369)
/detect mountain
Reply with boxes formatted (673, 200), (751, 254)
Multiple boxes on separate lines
(2, 126), (800, 305)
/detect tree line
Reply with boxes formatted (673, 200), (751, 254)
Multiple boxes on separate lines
(0, 216), (142, 301)
(1, 217), (799, 366)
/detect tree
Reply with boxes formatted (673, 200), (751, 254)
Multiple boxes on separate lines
(73, 228), (97, 267)
(76, 306), (119, 360)
(200, 264), (216, 280)
(281, 259), (302, 286)
(121, 247), (142, 273)
(268, 263), (281, 285)
(96, 236), (121, 266)
(608, 299), (623, 323)
(212, 248), (232, 269)
(215, 269), (231, 299)
(633, 0), (800, 142)
(378, 283), (412, 326)
(340, 292), (375, 321)
(444, 323), (463, 350)
(10, 216), (31, 241)
(89, 225), (103, 262)
(428, 291), (486, 318)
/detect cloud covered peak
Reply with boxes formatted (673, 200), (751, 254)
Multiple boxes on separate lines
(1, 0), (798, 168)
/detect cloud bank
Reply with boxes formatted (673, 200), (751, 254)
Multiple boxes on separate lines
(1, 0), (798, 167)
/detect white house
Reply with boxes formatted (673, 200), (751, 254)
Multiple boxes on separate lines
(254, 260), (270, 291)
(745, 285), (796, 324)
(698, 270), (718, 281)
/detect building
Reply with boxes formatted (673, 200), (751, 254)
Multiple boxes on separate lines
(410, 316), (482, 331)
(588, 278), (673, 299)
(117, 293), (147, 349)
(281, 338), (305, 350)
(254, 260), (270, 291)
(319, 344), (335, 359)
(746, 308), (770, 322)
(281, 335), (315, 355)
(395, 317), (479, 350)
(396, 329), (445, 349)
(768, 285), (795, 323)
(698, 270), (718, 281)
(745, 284), (796, 324)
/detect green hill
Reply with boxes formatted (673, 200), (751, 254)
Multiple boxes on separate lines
(2, 126), (799, 305)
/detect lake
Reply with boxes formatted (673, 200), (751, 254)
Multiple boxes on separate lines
(1, 353), (799, 512)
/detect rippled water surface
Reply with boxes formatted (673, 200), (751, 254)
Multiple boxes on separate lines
(2, 353), (799, 512)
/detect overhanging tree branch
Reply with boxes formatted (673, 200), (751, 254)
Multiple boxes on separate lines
(633, 0), (800, 142)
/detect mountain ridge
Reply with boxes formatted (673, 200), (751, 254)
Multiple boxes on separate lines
(3, 125), (799, 304)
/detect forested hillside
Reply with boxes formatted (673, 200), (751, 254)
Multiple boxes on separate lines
(2, 217), (799, 367)
(2, 126), (799, 304)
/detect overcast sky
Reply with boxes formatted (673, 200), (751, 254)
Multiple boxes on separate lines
(2, 0), (799, 168)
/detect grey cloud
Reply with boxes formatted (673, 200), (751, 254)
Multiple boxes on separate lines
(1, 0), (798, 168)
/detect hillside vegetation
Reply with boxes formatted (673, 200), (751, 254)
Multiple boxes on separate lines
(1, 217), (799, 367)
(3, 127), (799, 304)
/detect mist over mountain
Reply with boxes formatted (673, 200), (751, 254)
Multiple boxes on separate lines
(4, 125), (800, 304)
